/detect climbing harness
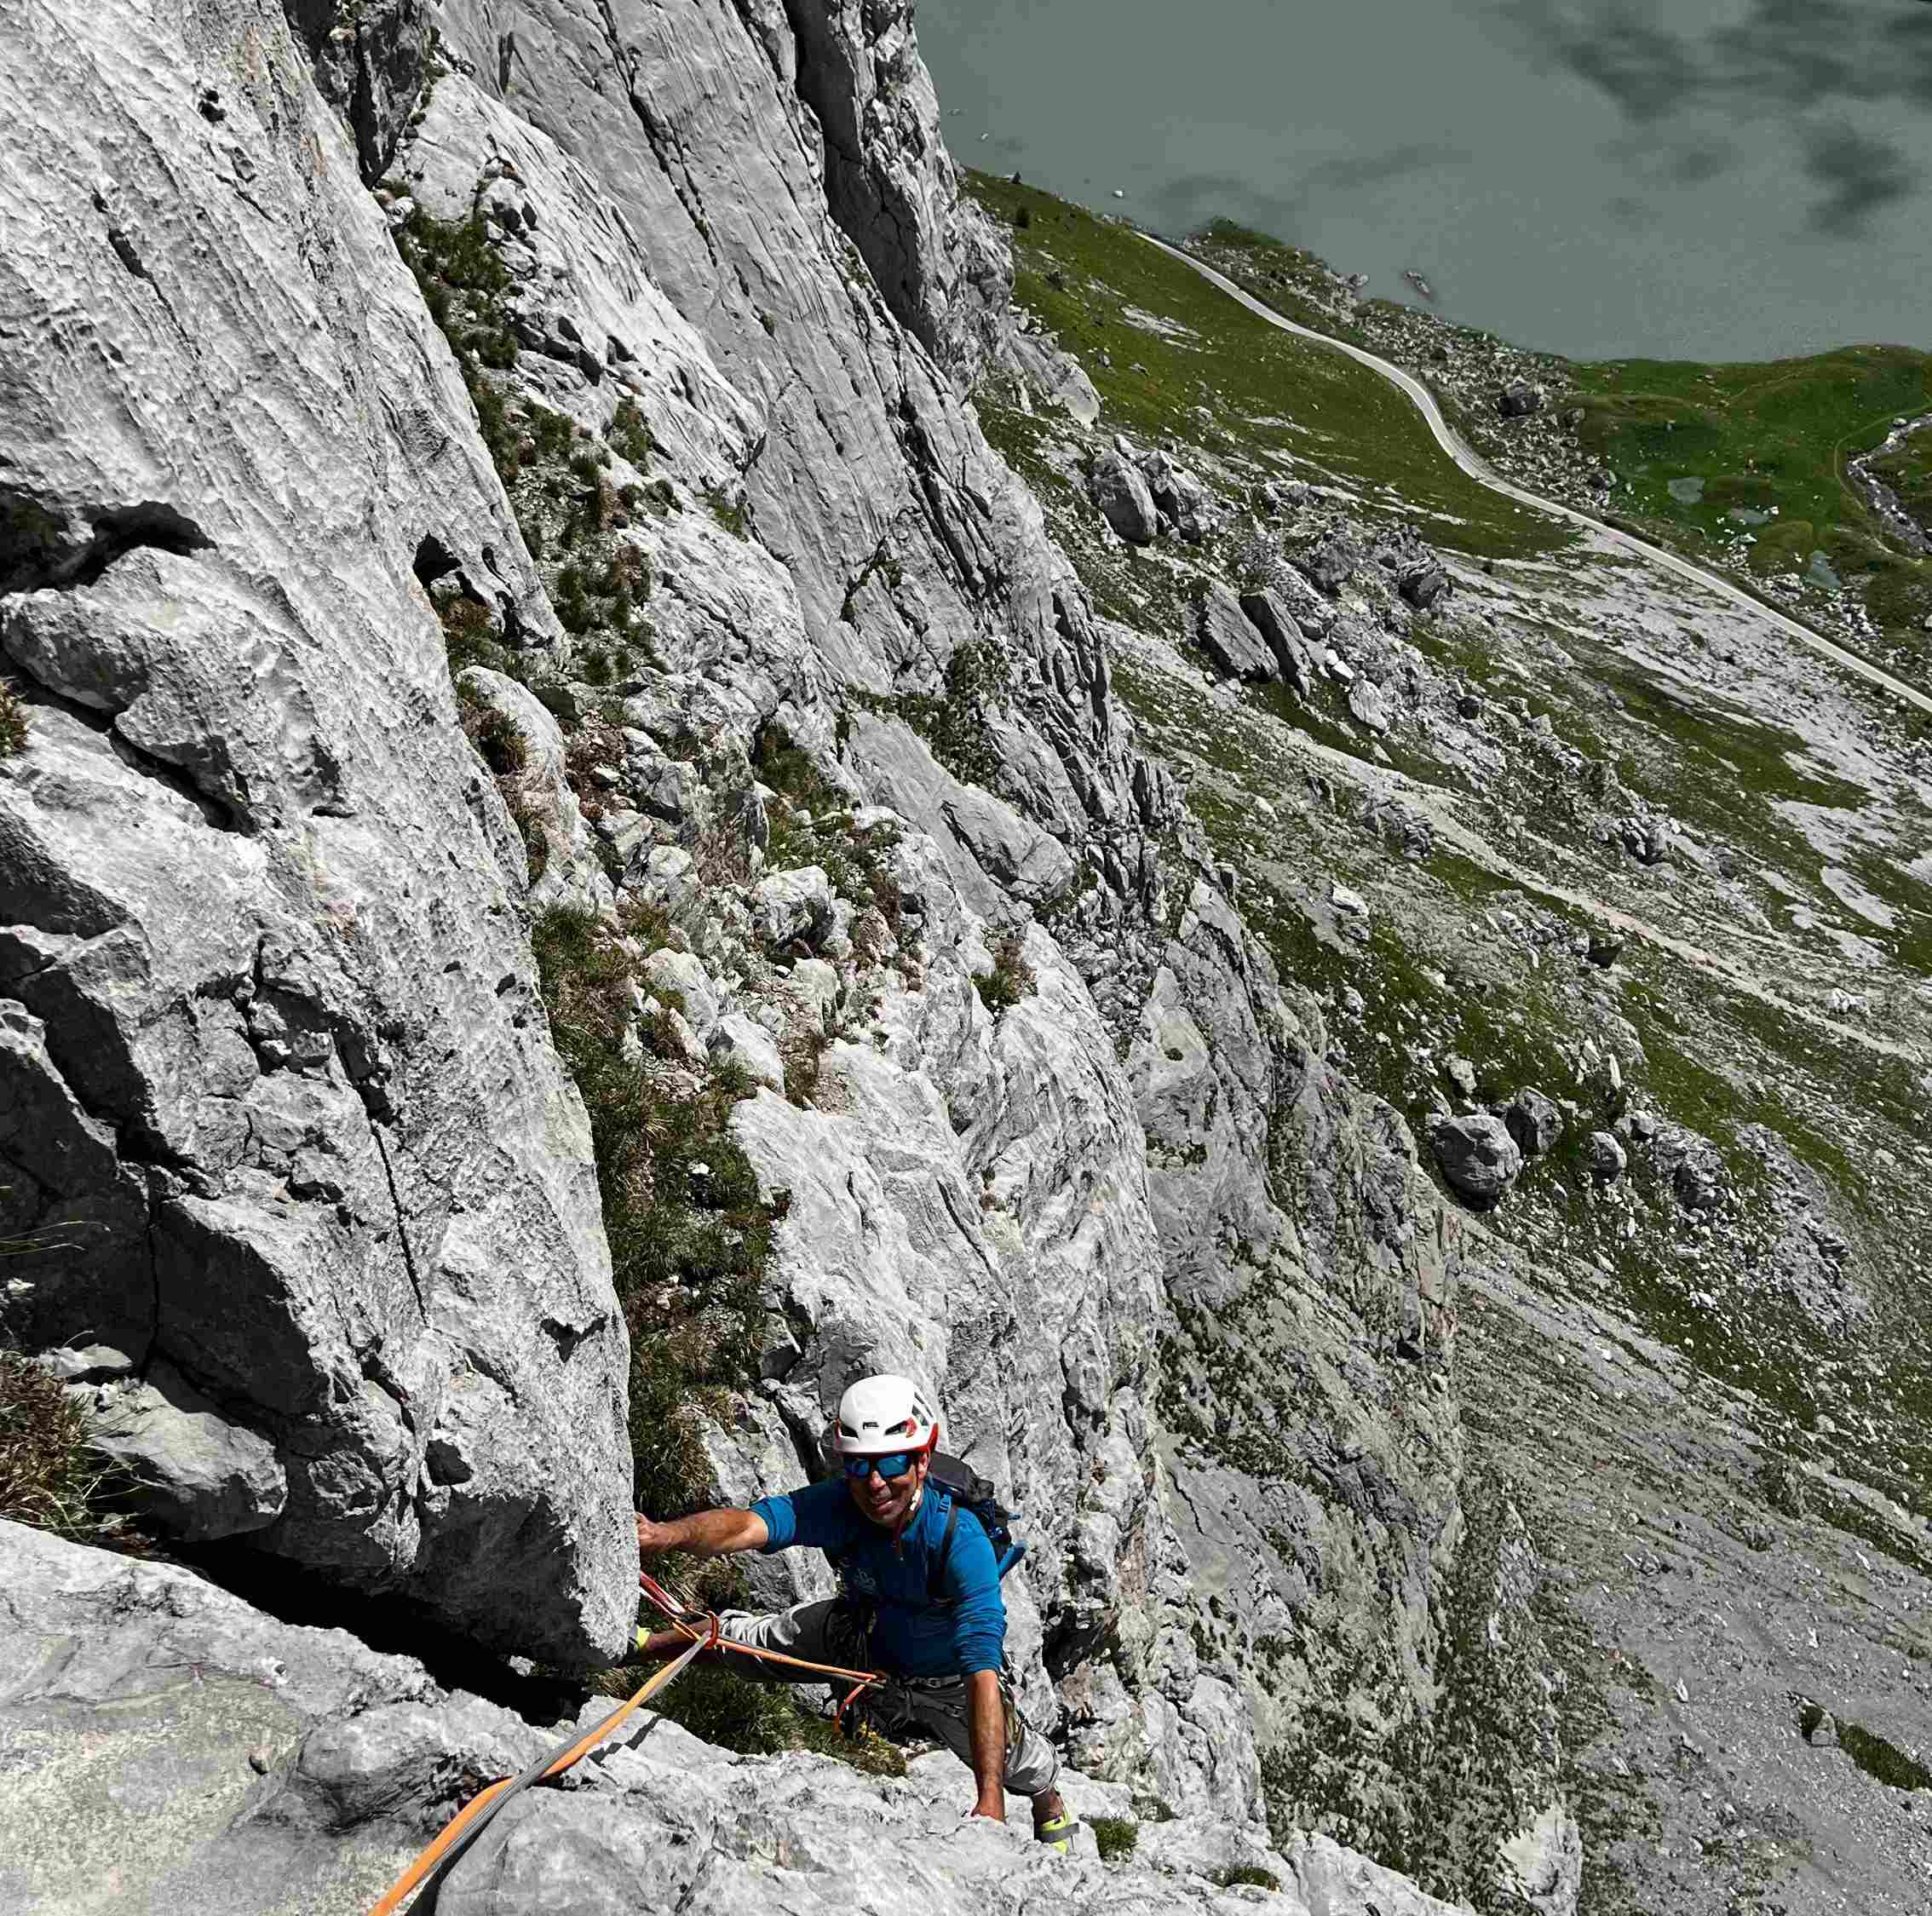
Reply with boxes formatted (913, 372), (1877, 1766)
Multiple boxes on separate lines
(638, 1568), (887, 1726)
(365, 1617), (717, 1915)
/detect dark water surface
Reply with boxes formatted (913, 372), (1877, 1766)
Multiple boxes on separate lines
(917, 0), (1932, 363)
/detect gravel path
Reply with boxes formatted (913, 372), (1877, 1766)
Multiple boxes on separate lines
(1141, 233), (1932, 726)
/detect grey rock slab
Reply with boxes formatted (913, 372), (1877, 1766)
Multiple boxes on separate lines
(843, 711), (1076, 912)
(83, 1358), (286, 1541)
(710, 1012), (785, 1092)
(1348, 678), (1393, 734)
(0, 0), (630, 1660)
(1198, 583), (1279, 683)
(1238, 590), (1314, 694)
(1428, 1113), (1524, 1204)
(1088, 451), (1160, 544)
(1, 1522), (1469, 1916)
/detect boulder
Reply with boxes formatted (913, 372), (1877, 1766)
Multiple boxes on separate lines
(1505, 1088), (1565, 1159)
(1297, 529), (1365, 594)
(1586, 1131), (1628, 1183)
(1498, 378), (1545, 418)
(1655, 1128), (1723, 1209)
(1586, 929), (1627, 968)
(1348, 679), (1392, 734)
(1088, 450), (1159, 544)
(1137, 449), (1214, 542)
(754, 866), (837, 949)
(1238, 590), (1314, 694)
(1398, 564), (1449, 609)
(641, 947), (721, 1039)
(1428, 1113), (1523, 1205)
(1198, 583), (1279, 682)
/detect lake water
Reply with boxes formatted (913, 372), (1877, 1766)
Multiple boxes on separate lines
(916, 0), (1932, 364)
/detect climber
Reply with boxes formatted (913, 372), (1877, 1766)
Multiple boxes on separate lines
(633, 1372), (1077, 1852)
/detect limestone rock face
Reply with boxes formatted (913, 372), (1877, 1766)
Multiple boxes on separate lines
(781, 0), (1015, 386)
(285, 0), (433, 183)
(0, 0), (631, 1661)
(0, 1522), (1467, 1916)
(1, 0), (1495, 1894)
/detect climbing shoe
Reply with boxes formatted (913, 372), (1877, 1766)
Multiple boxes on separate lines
(1034, 1811), (1078, 1856)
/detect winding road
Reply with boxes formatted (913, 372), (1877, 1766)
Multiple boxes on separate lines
(1141, 234), (1932, 726)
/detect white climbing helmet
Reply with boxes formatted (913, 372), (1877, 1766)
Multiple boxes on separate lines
(832, 1372), (940, 1458)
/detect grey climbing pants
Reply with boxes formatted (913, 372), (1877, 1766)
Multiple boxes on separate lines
(716, 1597), (1061, 1798)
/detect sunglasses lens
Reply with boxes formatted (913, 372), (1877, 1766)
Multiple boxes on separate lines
(845, 1452), (913, 1481)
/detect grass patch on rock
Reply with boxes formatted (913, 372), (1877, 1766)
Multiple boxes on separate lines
(963, 173), (1568, 564)
(604, 1662), (906, 1778)
(0, 1349), (107, 1537)
(532, 906), (782, 1522)
(0, 682), (26, 758)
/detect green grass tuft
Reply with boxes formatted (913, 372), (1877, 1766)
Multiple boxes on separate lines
(1090, 1816), (1138, 1861)
(0, 682), (26, 758)
(0, 1349), (106, 1535)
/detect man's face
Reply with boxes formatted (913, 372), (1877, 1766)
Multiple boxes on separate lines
(845, 1448), (928, 1528)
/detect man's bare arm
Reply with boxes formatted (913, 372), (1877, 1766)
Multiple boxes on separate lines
(964, 1669), (1007, 1821)
(635, 1508), (769, 1558)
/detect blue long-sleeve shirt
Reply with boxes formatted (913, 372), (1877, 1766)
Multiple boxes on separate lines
(750, 1476), (1006, 1678)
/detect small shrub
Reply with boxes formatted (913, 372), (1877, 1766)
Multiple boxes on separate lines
(705, 487), (749, 538)
(1014, 205), (1032, 230)
(1837, 1718), (1932, 1793)
(0, 1349), (103, 1533)
(604, 1661), (906, 1777)
(1090, 1816), (1137, 1862)
(975, 932), (1036, 1016)
(0, 682), (27, 758)
(1213, 1865), (1280, 1891)
(469, 705), (528, 779)
(532, 908), (782, 1522)
(609, 397), (656, 467)
(439, 596), (513, 677)
(528, 403), (575, 462)
(781, 1027), (828, 1108)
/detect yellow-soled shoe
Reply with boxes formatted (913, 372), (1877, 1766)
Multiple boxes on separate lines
(1034, 1812), (1077, 1856)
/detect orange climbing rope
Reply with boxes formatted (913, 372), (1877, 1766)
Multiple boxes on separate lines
(366, 1619), (716, 1916)
(364, 1574), (894, 1913)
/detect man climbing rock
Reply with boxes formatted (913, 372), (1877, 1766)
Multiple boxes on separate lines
(634, 1372), (1076, 1850)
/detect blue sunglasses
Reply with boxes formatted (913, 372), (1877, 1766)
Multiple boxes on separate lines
(842, 1451), (917, 1482)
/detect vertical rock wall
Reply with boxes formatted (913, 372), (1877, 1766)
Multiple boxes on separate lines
(0, 0), (633, 1662)
(1, 0), (1477, 1842)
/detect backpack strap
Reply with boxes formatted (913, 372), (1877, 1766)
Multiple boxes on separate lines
(926, 1493), (961, 1606)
